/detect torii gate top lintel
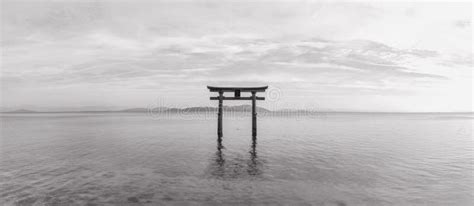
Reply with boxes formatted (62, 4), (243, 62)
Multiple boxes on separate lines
(207, 86), (268, 93)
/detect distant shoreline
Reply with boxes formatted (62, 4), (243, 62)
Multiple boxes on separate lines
(2, 110), (473, 115)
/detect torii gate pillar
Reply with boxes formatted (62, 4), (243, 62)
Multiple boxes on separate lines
(208, 86), (268, 143)
(251, 91), (257, 138)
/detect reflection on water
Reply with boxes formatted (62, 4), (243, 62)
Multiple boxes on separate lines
(247, 141), (261, 176)
(208, 140), (263, 179)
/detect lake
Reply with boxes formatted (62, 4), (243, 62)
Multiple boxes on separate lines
(1, 112), (472, 205)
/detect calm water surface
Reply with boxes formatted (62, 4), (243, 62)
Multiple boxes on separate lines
(1, 113), (473, 205)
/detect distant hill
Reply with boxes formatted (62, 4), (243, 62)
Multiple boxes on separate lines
(119, 108), (149, 112)
(164, 107), (215, 113)
(119, 107), (169, 113)
(1, 105), (316, 114)
(155, 105), (270, 113)
(223, 105), (270, 113)
(5, 109), (37, 113)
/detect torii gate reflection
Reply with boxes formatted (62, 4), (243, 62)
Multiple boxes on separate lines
(207, 86), (268, 145)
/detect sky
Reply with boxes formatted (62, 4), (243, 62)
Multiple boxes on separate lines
(1, 0), (472, 112)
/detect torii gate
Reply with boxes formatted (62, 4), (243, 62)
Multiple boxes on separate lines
(208, 86), (268, 143)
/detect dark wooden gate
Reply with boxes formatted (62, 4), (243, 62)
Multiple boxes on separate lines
(208, 86), (268, 143)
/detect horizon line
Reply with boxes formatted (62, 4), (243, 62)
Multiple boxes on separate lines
(2, 106), (473, 114)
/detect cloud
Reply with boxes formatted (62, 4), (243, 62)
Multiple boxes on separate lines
(1, 0), (472, 111)
(0, 35), (458, 90)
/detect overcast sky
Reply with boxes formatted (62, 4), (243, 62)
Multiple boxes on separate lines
(1, 0), (472, 112)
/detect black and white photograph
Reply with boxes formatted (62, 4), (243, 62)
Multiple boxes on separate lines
(1, 0), (473, 205)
